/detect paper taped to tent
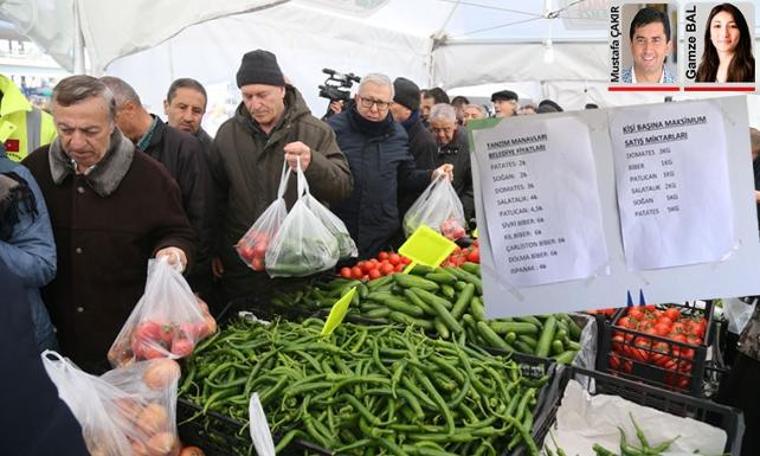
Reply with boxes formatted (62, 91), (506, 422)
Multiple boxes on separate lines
(2, 0), (759, 133)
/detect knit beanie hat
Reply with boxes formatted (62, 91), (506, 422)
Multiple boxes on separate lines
(393, 77), (421, 111)
(236, 49), (285, 88)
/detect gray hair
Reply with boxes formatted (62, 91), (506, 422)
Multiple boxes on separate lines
(358, 73), (394, 99)
(99, 76), (142, 108)
(52, 75), (117, 121)
(463, 104), (487, 117)
(429, 103), (457, 123)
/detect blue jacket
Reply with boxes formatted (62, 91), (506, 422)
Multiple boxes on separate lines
(328, 109), (430, 258)
(0, 156), (57, 349)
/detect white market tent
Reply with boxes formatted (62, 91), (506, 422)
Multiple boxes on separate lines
(1, 0), (759, 132)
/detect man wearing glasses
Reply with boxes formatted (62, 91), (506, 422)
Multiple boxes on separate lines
(328, 73), (453, 259)
(209, 50), (353, 302)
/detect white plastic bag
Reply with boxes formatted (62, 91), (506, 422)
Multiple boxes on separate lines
(42, 351), (181, 456)
(108, 258), (216, 367)
(302, 170), (357, 259)
(724, 297), (756, 334)
(403, 175), (467, 240)
(265, 159), (339, 277)
(235, 164), (290, 272)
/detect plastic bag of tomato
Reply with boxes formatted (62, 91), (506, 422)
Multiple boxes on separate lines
(601, 304), (711, 396)
(338, 251), (412, 281)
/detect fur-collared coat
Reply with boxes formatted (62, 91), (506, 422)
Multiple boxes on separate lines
(23, 130), (195, 371)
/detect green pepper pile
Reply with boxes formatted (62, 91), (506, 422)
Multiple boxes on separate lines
(272, 263), (584, 364)
(181, 318), (547, 455)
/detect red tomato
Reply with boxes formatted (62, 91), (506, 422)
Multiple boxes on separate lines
(653, 323), (671, 336)
(644, 305), (656, 311)
(664, 307), (681, 321)
(617, 317), (633, 329)
(656, 316), (673, 329)
(671, 321), (686, 335)
(339, 267), (352, 279)
(251, 257), (264, 271)
(171, 338), (195, 357)
(368, 259), (380, 268)
(362, 275), (369, 281)
(380, 263), (395, 275)
(400, 256), (411, 265)
(670, 333), (687, 344)
(394, 263), (404, 272)
(388, 253), (401, 266)
(628, 308), (644, 320)
(466, 248), (480, 263)
(359, 261), (372, 274)
(378, 251), (390, 260)
(351, 266), (363, 279)
(368, 269), (382, 279)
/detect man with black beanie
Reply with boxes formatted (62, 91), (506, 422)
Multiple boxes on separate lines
(209, 49), (353, 303)
(389, 77), (439, 243)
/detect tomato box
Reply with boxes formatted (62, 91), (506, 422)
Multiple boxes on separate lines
(596, 302), (714, 397)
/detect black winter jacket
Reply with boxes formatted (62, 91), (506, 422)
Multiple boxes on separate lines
(142, 116), (214, 264)
(328, 108), (431, 259)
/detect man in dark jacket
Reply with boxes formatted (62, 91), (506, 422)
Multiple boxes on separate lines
(328, 73), (452, 259)
(100, 76), (214, 297)
(164, 77), (214, 157)
(0, 258), (88, 456)
(23, 75), (195, 371)
(428, 103), (475, 222)
(210, 49), (353, 302)
(390, 77), (438, 234)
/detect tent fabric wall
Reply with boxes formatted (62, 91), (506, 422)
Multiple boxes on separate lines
(106, 2), (431, 131)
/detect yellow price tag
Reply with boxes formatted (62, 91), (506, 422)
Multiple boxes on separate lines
(472, 228), (479, 239)
(399, 225), (457, 273)
(321, 287), (356, 336)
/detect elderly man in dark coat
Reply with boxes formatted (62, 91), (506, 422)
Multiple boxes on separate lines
(210, 50), (353, 302)
(22, 75), (195, 372)
(328, 73), (452, 259)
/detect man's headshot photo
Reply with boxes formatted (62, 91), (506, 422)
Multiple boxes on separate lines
(621, 5), (676, 84)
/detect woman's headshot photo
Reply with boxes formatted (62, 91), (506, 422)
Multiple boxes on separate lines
(696, 3), (755, 83)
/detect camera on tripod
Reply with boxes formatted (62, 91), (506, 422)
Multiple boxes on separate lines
(318, 68), (361, 103)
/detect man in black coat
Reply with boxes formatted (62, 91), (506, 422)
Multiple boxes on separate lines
(390, 77), (438, 223)
(328, 73), (452, 259)
(164, 77), (214, 158)
(0, 258), (88, 456)
(100, 76), (215, 298)
(428, 103), (475, 222)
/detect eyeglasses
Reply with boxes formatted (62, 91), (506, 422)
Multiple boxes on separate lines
(358, 96), (391, 111)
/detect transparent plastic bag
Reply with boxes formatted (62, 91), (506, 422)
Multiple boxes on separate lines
(108, 258), (216, 367)
(265, 158), (339, 277)
(724, 297), (756, 334)
(42, 351), (181, 456)
(235, 164), (290, 272)
(302, 170), (357, 259)
(403, 175), (467, 240)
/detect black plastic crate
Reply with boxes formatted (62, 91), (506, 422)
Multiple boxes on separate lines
(177, 397), (331, 456)
(532, 365), (745, 455)
(597, 303), (712, 396)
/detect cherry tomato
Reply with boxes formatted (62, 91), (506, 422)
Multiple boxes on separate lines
(466, 248), (480, 263)
(394, 263), (404, 272)
(339, 267), (352, 279)
(378, 251), (390, 260)
(380, 263), (394, 275)
(388, 253), (401, 266)
(368, 269), (382, 279)
(351, 266), (363, 279)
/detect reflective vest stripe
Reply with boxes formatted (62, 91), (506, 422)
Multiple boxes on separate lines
(26, 108), (42, 154)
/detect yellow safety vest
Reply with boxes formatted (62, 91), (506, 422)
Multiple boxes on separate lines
(0, 74), (57, 162)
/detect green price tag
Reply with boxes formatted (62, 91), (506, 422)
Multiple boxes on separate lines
(321, 286), (357, 336)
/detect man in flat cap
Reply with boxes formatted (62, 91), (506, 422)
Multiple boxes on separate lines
(209, 49), (353, 302)
(491, 90), (519, 118)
